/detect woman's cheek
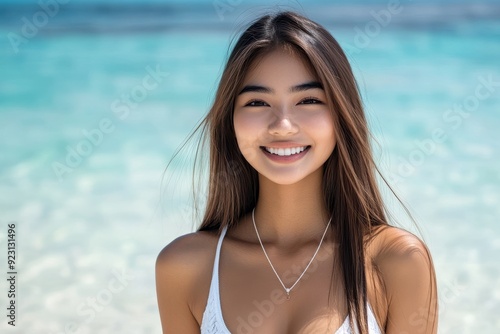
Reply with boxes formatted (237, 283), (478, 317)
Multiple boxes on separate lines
(234, 111), (258, 161)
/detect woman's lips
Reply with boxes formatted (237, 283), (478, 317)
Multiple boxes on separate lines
(260, 145), (311, 163)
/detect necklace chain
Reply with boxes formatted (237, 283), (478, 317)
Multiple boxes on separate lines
(251, 208), (332, 300)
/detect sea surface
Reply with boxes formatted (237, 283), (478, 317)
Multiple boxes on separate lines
(0, 0), (499, 333)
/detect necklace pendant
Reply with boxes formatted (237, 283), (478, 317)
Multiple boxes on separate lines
(252, 208), (332, 305)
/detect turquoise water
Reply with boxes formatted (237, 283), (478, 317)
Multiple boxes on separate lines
(1, 1), (499, 333)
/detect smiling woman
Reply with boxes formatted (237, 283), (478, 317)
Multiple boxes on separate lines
(155, 11), (437, 334)
(233, 48), (336, 186)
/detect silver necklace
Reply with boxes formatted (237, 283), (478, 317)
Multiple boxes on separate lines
(251, 208), (332, 300)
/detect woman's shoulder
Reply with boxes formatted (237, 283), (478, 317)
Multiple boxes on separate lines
(156, 230), (220, 275)
(368, 224), (435, 290)
(155, 229), (225, 328)
(155, 229), (221, 324)
(155, 230), (221, 293)
(369, 224), (432, 260)
(365, 224), (437, 330)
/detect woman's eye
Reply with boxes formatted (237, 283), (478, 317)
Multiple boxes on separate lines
(245, 100), (268, 107)
(299, 97), (322, 105)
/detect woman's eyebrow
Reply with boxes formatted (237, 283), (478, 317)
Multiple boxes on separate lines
(238, 85), (272, 95)
(290, 81), (323, 92)
(238, 81), (323, 95)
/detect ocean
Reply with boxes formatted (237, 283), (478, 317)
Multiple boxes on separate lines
(0, 0), (499, 332)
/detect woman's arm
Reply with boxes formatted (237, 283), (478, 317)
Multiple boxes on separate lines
(155, 235), (204, 334)
(378, 229), (438, 334)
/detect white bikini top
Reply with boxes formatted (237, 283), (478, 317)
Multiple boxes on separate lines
(200, 225), (383, 334)
(201, 227), (382, 334)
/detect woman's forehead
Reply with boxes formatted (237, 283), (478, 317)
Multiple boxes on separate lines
(241, 47), (319, 88)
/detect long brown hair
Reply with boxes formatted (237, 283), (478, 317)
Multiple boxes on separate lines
(168, 11), (434, 333)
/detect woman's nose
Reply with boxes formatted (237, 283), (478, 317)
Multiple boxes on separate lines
(268, 106), (299, 136)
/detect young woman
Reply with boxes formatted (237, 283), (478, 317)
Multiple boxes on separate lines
(156, 11), (438, 334)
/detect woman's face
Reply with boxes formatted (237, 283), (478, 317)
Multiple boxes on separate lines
(233, 48), (336, 185)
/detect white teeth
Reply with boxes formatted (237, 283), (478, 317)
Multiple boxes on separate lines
(265, 146), (307, 156)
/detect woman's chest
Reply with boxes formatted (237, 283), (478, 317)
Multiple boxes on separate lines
(216, 243), (350, 333)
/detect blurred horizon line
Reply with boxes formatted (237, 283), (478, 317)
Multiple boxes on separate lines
(1, 1), (500, 34)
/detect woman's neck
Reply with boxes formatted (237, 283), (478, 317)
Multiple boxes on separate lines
(254, 168), (331, 246)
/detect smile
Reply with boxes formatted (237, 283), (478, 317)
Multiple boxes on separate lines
(264, 146), (309, 156)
